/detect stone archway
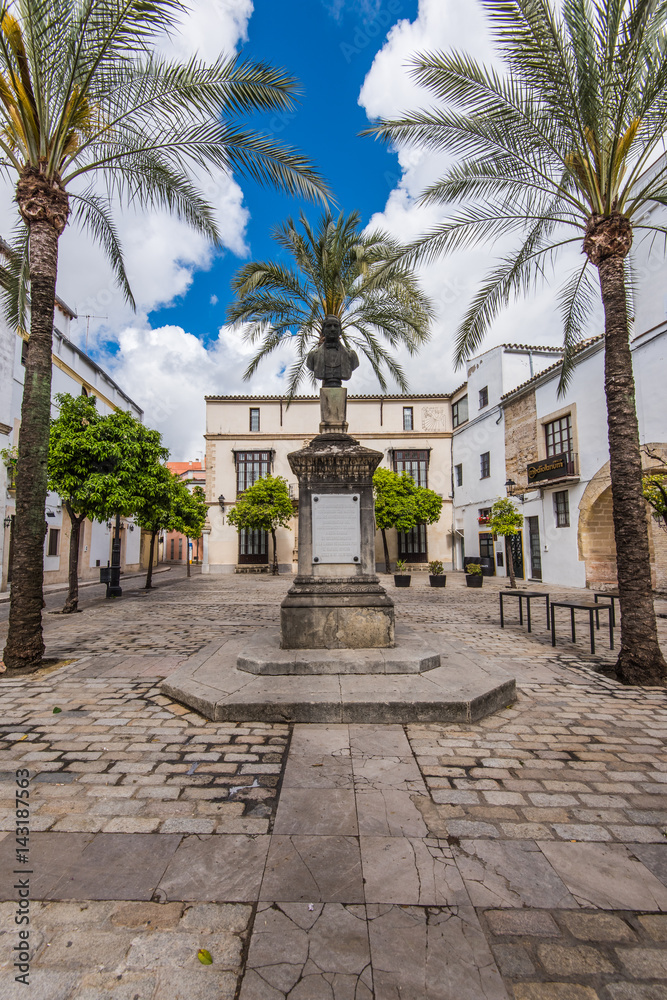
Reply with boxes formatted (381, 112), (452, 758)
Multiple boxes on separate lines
(578, 443), (666, 590)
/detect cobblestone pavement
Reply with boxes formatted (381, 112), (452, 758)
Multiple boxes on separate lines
(0, 572), (666, 998)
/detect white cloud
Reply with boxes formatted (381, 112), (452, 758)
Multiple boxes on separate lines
(103, 321), (299, 458)
(357, 0), (600, 394)
(157, 0), (253, 63)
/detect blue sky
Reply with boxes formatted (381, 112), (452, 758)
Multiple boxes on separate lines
(148, 0), (419, 347)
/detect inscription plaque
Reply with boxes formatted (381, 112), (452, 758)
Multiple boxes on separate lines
(312, 493), (361, 564)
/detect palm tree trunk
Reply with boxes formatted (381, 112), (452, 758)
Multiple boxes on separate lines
(381, 528), (391, 574)
(145, 530), (157, 589)
(62, 503), (84, 613)
(3, 216), (61, 669)
(597, 254), (667, 685)
(271, 527), (278, 575)
(506, 537), (517, 589)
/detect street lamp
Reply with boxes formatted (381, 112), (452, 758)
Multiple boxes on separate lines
(218, 494), (225, 511)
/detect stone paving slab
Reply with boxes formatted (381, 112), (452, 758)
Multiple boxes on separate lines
(1, 573), (666, 999)
(161, 634), (516, 723)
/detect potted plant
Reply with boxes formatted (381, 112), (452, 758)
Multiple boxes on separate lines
(428, 559), (447, 587)
(394, 559), (411, 587)
(465, 562), (483, 588)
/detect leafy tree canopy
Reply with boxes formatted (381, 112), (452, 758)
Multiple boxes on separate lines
(643, 474), (667, 527)
(227, 475), (293, 534)
(48, 393), (167, 521)
(489, 497), (523, 537)
(373, 467), (443, 533)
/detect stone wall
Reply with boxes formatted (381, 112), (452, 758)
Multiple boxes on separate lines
(504, 390), (538, 489)
(578, 443), (667, 591)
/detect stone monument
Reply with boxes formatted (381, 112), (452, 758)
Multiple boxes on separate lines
(280, 315), (395, 649)
(159, 314), (516, 722)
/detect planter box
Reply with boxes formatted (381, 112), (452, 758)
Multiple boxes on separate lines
(466, 575), (483, 588)
(394, 575), (411, 588)
(429, 575), (446, 587)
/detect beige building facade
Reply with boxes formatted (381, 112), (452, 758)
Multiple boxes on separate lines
(203, 393), (454, 575)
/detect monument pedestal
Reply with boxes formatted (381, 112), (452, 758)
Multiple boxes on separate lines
(280, 388), (395, 650)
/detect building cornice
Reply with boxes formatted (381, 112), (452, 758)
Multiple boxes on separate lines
(205, 432), (453, 441)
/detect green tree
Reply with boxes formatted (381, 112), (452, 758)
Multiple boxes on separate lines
(175, 484), (208, 579)
(227, 475), (293, 575)
(488, 497), (524, 590)
(643, 476), (667, 529)
(133, 465), (198, 589)
(228, 210), (433, 398)
(367, 0), (667, 684)
(373, 467), (443, 574)
(0, 0), (328, 671)
(47, 393), (168, 612)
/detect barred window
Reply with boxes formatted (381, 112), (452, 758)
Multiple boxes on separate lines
(554, 490), (570, 527)
(393, 449), (429, 487)
(236, 451), (271, 494)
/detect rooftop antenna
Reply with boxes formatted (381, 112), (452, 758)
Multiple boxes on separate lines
(79, 314), (108, 351)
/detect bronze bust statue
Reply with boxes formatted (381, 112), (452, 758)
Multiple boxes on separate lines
(306, 315), (359, 387)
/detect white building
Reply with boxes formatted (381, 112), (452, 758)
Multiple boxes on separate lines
(203, 393), (454, 575)
(1, 301), (144, 592)
(450, 345), (563, 574)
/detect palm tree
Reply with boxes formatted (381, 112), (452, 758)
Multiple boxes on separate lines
(366, 0), (667, 685)
(0, 0), (328, 671)
(229, 210), (433, 397)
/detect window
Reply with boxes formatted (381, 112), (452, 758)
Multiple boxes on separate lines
(20, 339), (28, 366)
(480, 452), (490, 479)
(452, 396), (468, 428)
(455, 464), (463, 487)
(402, 406), (414, 431)
(478, 507), (491, 524)
(479, 385), (489, 409)
(554, 490), (570, 527)
(545, 414), (572, 459)
(393, 449), (429, 487)
(249, 407), (260, 432)
(47, 528), (60, 557)
(398, 523), (428, 563)
(81, 385), (88, 397)
(236, 451), (271, 493)
(239, 528), (269, 564)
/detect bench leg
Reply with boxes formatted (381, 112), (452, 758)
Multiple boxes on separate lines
(519, 598), (523, 626)
(551, 607), (556, 647)
(499, 593), (504, 628)
(571, 607), (576, 643)
(589, 609), (595, 655)
(609, 608), (614, 650)
(527, 599), (532, 633)
(545, 595), (550, 629)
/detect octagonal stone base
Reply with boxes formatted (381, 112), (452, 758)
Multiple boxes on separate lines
(239, 627), (438, 674)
